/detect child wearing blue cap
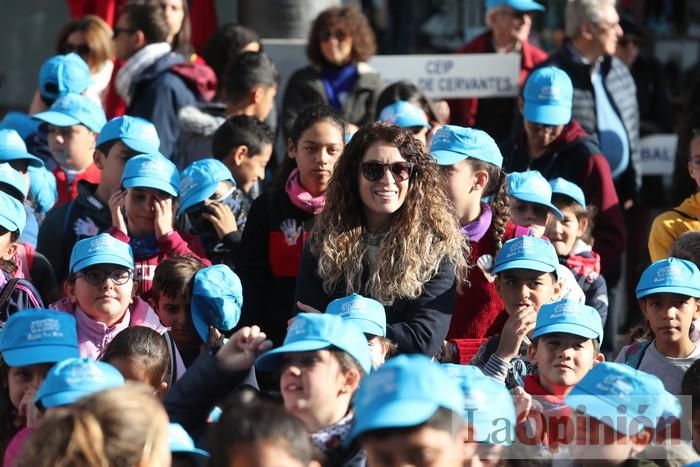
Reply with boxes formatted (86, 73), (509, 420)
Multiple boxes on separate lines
(0, 308), (80, 459)
(33, 93), (107, 207)
(506, 170), (563, 238)
(349, 354), (474, 467)
(616, 258), (700, 394)
(545, 177), (609, 326)
(378, 100), (432, 147)
(168, 422), (210, 467)
(37, 115), (160, 285)
(107, 152), (210, 299)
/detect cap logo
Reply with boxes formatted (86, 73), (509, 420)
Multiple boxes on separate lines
(86, 235), (116, 254)
(340, 299), (367, 318)
(27, 318), (64, 341)
(137, 159), (165, 175)
(537, 84), (562, 101)
(64, 363), (103, 385)
(504, 238), (533, 259)
(594, 375), (635, 401)
(180, 176), (197, 198)
(548, 302), (577, 319)
(287, 317), (309, 339)
(653, 265), (685, 284)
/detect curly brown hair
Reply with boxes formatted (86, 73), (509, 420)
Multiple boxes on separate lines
(306, 6), (377, 67)
(310, 122), (470, 303)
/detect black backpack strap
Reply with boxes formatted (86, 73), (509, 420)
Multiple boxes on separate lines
(672, 209), (696, 220)
(0, 278), (21, 323)
(162, 330), (178, 387)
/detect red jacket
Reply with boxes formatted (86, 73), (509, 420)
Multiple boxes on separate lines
(53, 164), (101, 207)
(518, 375), (573, 450)
(448, 31), (547, 128)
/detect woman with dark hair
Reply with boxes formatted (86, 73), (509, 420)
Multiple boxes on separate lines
(295, 122), (469, 357)
(281, 6), (383, 140)
(156, 0), (193, 58)
(200, 23), (262, 83)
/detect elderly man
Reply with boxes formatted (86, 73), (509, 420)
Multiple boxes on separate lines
(447, 0), (547, 143)
(540, 0), (639, 209)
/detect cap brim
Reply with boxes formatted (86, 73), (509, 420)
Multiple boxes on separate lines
(33, 111), (81, 128)
(0, 147), (44, 168)
(171, 447), (210, 459)
(509, 0), (545, 11)
(349, 399), (442, 441)
(255, 340), (333, 372)
(0, 213), (23, 233)
(347, 318), (386, 337)
(431, 149), (469, 166)
(177, 184), (217, 217)
(395, 119), (431, 129)
(123, 177), (178, 197)
(524, 103), (571, 126)
(565, 392), (645, 436)
(492, 258), (557, 275)
(38, 389), (94, 408)
(636, 285), (700, 299)
(510, 192), (563, 219)
(122, 136), (160, 155)
(2, 345), (79, 367)
(532, 323), (601, 341)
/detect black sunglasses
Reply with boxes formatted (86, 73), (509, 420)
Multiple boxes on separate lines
(60, 43), (91, 56)
(319, 30), (348, 42)
(77, 268), (133, 286)
(360, 161), (414, 182)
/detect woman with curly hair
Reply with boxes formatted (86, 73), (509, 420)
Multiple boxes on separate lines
(295, 122), (469, 357)
(281, 6), (383, 140)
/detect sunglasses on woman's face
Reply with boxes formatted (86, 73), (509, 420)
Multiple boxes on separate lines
(360, 161), (414, 182)
(320, 29), (348, 42)
(60, 43), (91, 56)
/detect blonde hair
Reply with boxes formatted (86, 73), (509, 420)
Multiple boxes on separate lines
(311, 122), (469, 303)
(56, 15), (114, 70)
(16, 383), (168, 467)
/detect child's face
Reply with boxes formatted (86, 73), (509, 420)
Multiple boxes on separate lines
(528, 333), (603, 394)
(367, 335), (388, 369)
(47, 124), (96, 170)
(226, 441), (314, 467)
(232, 144), (273, 194)
(253, 85), (278, 121)
(495, 269), (561, 317)
(6, 363), (53, 413)
(280, 350), (357, 432)
(546, 206), (586, 256)
(440, 161), (484, 223)
(569, 414), (649, 466)
(508, 198), (550, 237)
(154, 292), (199, 348)
(362, 425), (470, 467)
(125, 188), (172, 237)
(95, 141), (134, 198)
(68, 265), (134, 326)
(640, 293), (699, 346)
(287, 121), (344, 196)
(0, 229), (18, 261)
(688, 137), (700, 189)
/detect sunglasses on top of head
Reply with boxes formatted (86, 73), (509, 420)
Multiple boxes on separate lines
(360, 161), (414, 182)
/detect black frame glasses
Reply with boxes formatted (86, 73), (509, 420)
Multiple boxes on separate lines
(360, 161), (414, 182)
(77, 268), (133, 286)
(59, 43), (91, 56)
(319, 29), (348, 42)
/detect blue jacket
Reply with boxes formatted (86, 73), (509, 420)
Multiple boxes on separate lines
(128, 53), (197, 159)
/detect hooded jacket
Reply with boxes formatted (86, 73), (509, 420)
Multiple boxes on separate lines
(175, 103), (226, 170)
(648, 193), (700, 261)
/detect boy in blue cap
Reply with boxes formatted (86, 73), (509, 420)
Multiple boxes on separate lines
(168, 422), (209, 467)
(616, 258), (700, 394)
(37, 115), (160, 284)
(33, 93), (106, 207)
(506, 170), (563, 238)
(472, 235), (562, 389)
(379, 100), (432, 147)
(349, 354), (474, 467)
(190, 264), (242, 347)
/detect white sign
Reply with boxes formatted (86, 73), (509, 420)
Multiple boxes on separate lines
(368, 53), (521, 99)
(639, 134), (677, 176)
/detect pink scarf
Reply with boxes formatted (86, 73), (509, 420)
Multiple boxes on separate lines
(285, 168), (326, 215)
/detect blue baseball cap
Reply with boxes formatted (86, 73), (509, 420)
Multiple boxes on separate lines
(523, 67), (573, 126)
(0, 163), (28, 200)
(636, 257), (700, 299)
(0, 129), (44, 168)
(379, 101), (430, 129)
(168, 423), (209, 463)
(0, 112), (40, 140)
(565, 362), (668, 436)
(38, 53), (91, 101)
(507, 171), (563, 219)
(177, 159), (235, 217)
(549, 177), (586, 208)
(430, 125), (503, 167)
(325, 293), (386, 337)
(27, 165), (58, 214)
(492, 236), (559, 276)
(0, 190), (27, 234)
(486, 0), (544, 12)
(0, 308), (80, 367)
(256, 313), (372, 374)
(69, 233), (134, 274)
(443, 364), (516, 445)
(349, 354), (464, 441)
(191, 265), (242, 343)
(96, 116), (161, 154)
(121, 153), (180, 197)
(34, 93), (106, 133)
(532, 300), (603, 343)
(35, 358), (125, 408)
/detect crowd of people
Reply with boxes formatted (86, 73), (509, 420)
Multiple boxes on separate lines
(1, 0), (700, 466)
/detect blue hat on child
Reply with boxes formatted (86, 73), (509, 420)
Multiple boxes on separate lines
(0, 129), (44, 168)
(28, 165), (58, 214)
(523, 66), (573, 126)
(349, 354), (464, 441)
(379, 101), (430, 129)
(0, 112), (40, 140)
(636, 257), (700, 299)
(549, 177), (586, 208)
(96, 116), (161, 154)
(121, 153), (180, 197)
(492, 236), (559, 276)
(34, 93), (106, 133)
(256, 313), (372, 374)
(178, 159), (235, 217)
(565, 362), (669, 436)
(0, 190), (27, 234)
(69, 233), (134, 274)
(532, 300), (604, 343)
(38, 53), (91, 101)
(168, 423), (209, 462)
(507, 171), (563, 219)
(0, 308), (80, 367)
(443, 364), (516, 445)
(0, 163), (28, 200)
(326, 293), (386, 337)
(35, 358), (125, 408)
(486, 0), (544, 12)
(430, 125), (503, 167)
(191, 265), (242, 343)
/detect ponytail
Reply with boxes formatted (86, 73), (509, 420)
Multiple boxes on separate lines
(468, 160), (510, 252)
